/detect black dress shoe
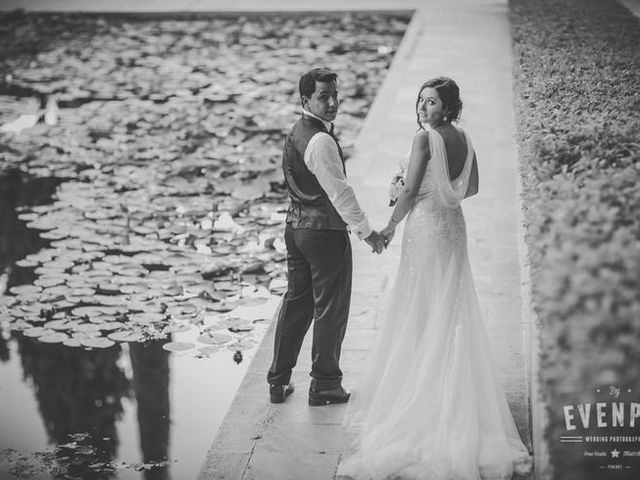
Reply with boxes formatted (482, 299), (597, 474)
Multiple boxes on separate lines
(308, 385), (350, 406)
(270, 383), (295, 404)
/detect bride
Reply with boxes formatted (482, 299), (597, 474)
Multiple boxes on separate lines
(337, 77), (533, 480)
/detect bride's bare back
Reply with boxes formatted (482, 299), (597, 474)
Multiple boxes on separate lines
(435, 123), (468, 180)
(434, 123), (478, 198)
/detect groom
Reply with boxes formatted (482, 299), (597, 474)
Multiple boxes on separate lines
(267, 67), (385, 406)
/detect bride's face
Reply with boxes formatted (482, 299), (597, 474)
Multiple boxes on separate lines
(417, 87), (445, 127)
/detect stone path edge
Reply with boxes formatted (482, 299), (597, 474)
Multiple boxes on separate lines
(196, 304), (281, 480)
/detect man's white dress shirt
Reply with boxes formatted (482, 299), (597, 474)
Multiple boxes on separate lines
(302, 109), (372, 240)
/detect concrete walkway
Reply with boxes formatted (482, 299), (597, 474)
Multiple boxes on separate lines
(3, 0), (537, 478)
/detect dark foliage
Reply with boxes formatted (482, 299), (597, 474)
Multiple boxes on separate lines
(510, 0), (640, 478)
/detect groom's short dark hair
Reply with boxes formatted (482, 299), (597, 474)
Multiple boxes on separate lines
(299, 68), (338, 101)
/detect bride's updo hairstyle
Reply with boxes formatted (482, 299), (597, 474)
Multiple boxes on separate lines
(416, 76), (463, 129)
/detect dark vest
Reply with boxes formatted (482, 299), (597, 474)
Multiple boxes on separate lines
(282, 115), (348, 230)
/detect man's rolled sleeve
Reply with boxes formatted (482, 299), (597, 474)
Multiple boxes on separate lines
(305, 133), (372, 240)
(351, 217), (372, 240)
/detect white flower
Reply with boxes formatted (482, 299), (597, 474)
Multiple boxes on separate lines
(388, 171), (405, 206)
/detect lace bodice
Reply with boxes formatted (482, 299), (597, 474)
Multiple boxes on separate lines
(398, 126), (475, 251)
(416, 159), (435, 198)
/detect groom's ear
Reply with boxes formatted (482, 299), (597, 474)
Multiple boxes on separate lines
(301, 96), (309, 109)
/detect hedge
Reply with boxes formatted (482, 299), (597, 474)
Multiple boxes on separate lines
(510, 0), (640, 478)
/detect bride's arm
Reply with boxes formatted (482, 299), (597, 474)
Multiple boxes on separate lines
(382, 131), (430, 242)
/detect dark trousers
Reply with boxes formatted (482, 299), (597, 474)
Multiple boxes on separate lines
(267, 224), (352, 390)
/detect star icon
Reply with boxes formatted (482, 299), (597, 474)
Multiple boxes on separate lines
(611, 449), (620, 458)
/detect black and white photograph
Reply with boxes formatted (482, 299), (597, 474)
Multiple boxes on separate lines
(0, 0), (639, 479)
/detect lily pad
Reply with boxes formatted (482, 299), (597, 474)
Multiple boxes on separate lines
(43, 320), (72, 330)
(34, 277), (66, 288)
(19, 304), (43, 314)
(163, 305), (191, 316)
(71, 306), (112, 318)
(168, 323), (192, 333)
(225, 317), (255, 332)
(162, 341), (196, 352)
(73, 323), (103, 333)
(63, 338), (84, 348)
(197, 333), (232, 345)
(95, 321), (125, 331)
(23, 327), (54, 338)
(119, 284), (149, 294)
(65, 288), (96, 297)
(80, 337), (116, 349)
(208, 301), (238, 313)
(107, 331), (144, 342)
(40, 332), (71, 343)
(9, 285), (43, 296)
(226, 339), (256, 351)
(198, 345), (222, 357)
(129, 312), (165, 324)
(15, 258), (40, 268)
(236, 297), (269, 307)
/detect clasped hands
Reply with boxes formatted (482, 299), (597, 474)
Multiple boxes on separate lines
(365, 224), (397, 254)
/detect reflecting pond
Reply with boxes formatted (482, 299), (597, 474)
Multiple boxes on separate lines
(0, 329), (268, 480)
(0, 170), (277, 479)
(0, 11), (409, 479)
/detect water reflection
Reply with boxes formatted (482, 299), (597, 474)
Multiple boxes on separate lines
(0, 167), (61, 381)
(0, 169), (175, 478)
(1, 327), (255, 480)
(130, 341), (170, 480)
(0, 168), (267, 479)
(17, 336), (128, 478)
(0, 168), (62, 290)
(3, 335), (176, 479)
(0, 333), (8, 363)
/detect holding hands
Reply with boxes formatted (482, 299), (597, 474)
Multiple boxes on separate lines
(381, 221), (397, 248)
(365, 218), (398, 254)
(365, 230), (386, 254)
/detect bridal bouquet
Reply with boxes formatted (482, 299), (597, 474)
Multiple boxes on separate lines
(388, 163), (406, 207)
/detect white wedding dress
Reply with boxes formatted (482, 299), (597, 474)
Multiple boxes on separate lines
(338, 127), (532, 480)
